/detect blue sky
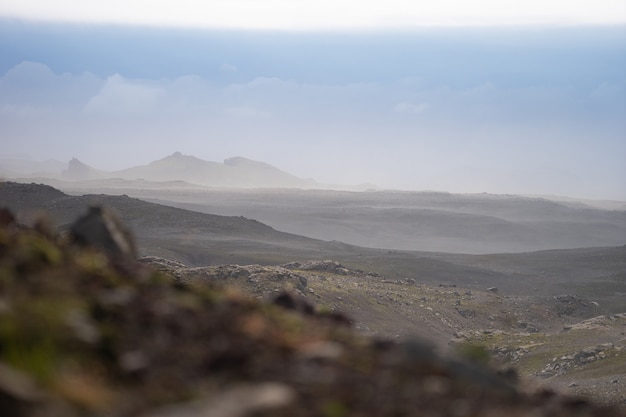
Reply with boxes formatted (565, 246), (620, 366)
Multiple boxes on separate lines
(0, 2), (625, 199)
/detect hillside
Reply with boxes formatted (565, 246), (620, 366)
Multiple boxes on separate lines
(2, 181), (626, 409)
(78, 186), (626, 254)
(2, 182), (624, 312)
(1, 209), (624, 416)
(140, 256), (626, 409)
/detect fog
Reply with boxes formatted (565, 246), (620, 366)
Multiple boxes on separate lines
(1, 22), (625, 200)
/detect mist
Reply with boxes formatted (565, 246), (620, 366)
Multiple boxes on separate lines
(1, 22), (625, 200)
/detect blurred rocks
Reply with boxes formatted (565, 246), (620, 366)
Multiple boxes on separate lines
(70, 206), (137, 258)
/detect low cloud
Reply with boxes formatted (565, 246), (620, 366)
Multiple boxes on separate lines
(85, 74), (164, 116)
(0, 61), (103, 109)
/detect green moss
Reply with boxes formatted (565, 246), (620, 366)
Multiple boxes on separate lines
(74, 251), (109, 274)
(454, 341), (491, 366)
(2, 334), (58, 383)
(0, 308), (61, 383)
(20, 234), (63, 267)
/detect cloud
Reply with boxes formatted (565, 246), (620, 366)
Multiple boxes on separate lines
(0, 60), (624, 199)
(1, 0), (625, 28)
(0, 61), (103, 109)
(2, 61), (623, 132)
(84, 74), (164, 116)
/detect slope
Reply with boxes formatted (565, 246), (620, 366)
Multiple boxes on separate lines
(3, 212), (623, 416)
(2, 181), (624, 313)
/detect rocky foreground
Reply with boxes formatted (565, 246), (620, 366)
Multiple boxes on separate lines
(0, 208), (625, 416)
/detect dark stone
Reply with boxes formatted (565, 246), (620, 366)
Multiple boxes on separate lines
(0, 208), (16, 228)
(272, 291), (315, 316)
(70, 206), (137, 258)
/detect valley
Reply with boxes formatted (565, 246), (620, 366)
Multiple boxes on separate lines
(1, 180), (625, 409)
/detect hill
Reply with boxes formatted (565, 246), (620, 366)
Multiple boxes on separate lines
(1, 209), (624, 416)
(2, 182), (624, 312)
(3, 181), (626, 408)
(73, 185), (626, 254)
(142, 257), (626, 409)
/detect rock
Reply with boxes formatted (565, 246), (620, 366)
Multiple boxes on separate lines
(0, 208), (16, 229)
(0, 363), (42, 402)
(298, 341), (344, 361)
(281, 260), (357, 276)
(272, 292), (314, 315)
(455, 308), (476, 319)
(70, 206), (137, 258)
(0, 363), (42, 416)
(550, 295), (601, 318)
(139, 256), (188, 271)
(119, 350), (149, 372)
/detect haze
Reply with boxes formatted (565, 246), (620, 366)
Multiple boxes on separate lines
(1, 1), (625, 200)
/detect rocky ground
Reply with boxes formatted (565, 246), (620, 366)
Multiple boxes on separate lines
(141, 257), (626, 411)
(2, 182), (625, 414)
(2, 209), (625, 416)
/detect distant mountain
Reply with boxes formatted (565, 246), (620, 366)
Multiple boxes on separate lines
(112, 152), (318, 188)
(0, 153), (321, 189)
(0, 157), (65, 178)
(62, 157), (107, 180)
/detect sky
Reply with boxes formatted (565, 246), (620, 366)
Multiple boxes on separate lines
(0, 1), (625, 200)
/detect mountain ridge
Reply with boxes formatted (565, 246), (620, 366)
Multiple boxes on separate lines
(1, 152), (322, 189)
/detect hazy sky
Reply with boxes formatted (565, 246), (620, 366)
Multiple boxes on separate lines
(1, 2), (625, 200)
(2, 0), (626, 28)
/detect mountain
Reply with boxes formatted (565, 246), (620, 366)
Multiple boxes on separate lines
(112, 152), (318, 188)
(61, 157), (106, 180)
(0, 153), (320, 189)
(0, 157), (65, 178)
